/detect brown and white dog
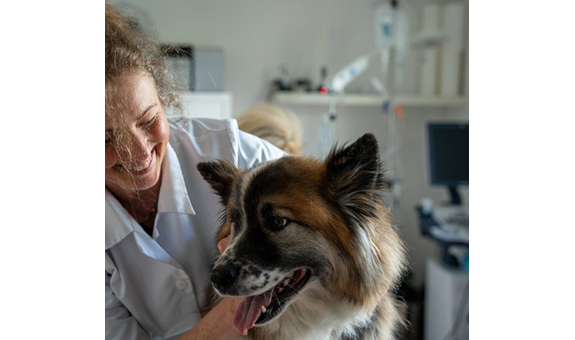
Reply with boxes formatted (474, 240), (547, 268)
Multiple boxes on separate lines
(197, 133), (408, 340)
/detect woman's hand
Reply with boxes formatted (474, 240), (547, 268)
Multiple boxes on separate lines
(179, 296), (244, 340)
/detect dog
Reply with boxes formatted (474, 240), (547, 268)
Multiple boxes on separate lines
(197, 133), (408, 340)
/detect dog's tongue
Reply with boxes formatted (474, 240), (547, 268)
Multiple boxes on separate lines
(233, 289), (273, 335)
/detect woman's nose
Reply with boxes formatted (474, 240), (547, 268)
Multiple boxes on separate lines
(117, 132), (150, 166)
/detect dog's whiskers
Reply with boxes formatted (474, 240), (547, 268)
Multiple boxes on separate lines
(281, 284), (300, 295)
(273, 290), (283, 309)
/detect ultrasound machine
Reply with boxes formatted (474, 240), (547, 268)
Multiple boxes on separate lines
(420, 123), (469, 340)
(418, 122), (469, 266)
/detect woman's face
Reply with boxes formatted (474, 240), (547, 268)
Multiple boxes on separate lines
(105, 73), (169, 197)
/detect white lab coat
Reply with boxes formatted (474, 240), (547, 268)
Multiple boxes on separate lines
(105, 118), (284, 340)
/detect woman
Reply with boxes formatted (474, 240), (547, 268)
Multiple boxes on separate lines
(105, 5), (283, 339)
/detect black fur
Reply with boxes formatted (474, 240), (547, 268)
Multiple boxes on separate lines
(324, 133), (387, 222)
(197, 160), (241, 206)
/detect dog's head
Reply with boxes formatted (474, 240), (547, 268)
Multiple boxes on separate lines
(197, 133), (406, 334)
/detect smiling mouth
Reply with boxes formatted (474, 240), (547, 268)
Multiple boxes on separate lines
(121, 149), (155, 175)
(232, 268), (311, 335)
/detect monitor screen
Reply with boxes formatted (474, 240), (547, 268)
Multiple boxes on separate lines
(428, 123), (469, 186)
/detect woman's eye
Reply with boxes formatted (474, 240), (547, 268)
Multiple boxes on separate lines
(142, 115), (157, 128)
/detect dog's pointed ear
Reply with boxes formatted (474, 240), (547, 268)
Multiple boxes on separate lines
(197, 160), (241, 205)
(325, 133), (388, 218)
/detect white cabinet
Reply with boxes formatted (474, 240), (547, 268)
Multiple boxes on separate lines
(166, 91), (232, 120)
(424, 259), (469, 340)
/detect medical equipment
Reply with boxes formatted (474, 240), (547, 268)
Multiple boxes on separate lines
(318, 50), (377, 159)
(317, 0), (410, 188)
(329, 53), (372, 94)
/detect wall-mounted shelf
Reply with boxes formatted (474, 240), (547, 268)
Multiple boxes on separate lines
(271, 92), (468, 108)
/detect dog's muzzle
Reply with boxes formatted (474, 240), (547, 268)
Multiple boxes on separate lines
(211, 263), (239, 293)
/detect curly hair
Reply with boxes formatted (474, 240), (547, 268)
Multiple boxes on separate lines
(236, 104), (303, 155)
(105, 4), (181, 198)
(105, 4), (180, 111)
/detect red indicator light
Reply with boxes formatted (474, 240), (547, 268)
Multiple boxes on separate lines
(320, 87), (328, 95)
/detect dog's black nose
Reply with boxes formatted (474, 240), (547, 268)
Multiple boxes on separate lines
(211, 264), (238, 291)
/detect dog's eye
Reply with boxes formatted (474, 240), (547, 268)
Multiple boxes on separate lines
(269, 216), (289, 231)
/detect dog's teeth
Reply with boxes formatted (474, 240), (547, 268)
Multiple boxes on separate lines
(278, 287), (284, 293)
(261, 306), (267, 313)
(283, 278), (290, 286)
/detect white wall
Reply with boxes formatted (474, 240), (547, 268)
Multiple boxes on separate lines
(108, 0), (469, 288)
(109, 0), (405, 115)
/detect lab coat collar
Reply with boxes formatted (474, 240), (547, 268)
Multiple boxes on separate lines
(157, 143), (196, 216)
(105, 189), (136, 250)
(105, 143), (195, 250)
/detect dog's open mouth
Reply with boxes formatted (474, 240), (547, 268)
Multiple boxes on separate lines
(233, 267), (311, 335)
